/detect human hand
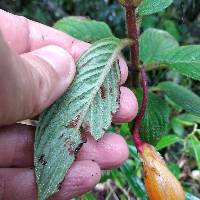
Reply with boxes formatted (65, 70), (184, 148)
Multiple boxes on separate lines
(0, 10), (138, 199)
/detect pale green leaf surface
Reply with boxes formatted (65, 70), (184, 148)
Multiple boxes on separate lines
(187, 135), (200, 170)
(138, 0), (173, 15)
(174, 114), (200, 126)
(139, 28), (179, 64)
(34, 38), (131, 200)
(168, 163), (181, 179)
(135, 90), (170, 144)
(54, 16), (114, 43)
(186, 192), (200, 200)
(158, 82), (200, 116)
(156, 134), (182, 150)
(157, 46), (200, 80)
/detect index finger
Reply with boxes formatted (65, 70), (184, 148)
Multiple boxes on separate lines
(0, 9), (90, 60)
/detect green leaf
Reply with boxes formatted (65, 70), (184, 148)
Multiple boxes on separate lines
(120, 123), (131, 136)
(158, 82), (200, 117)
(155, 134), (182, 150)
(135, 90), (170, 144)
(162, 19), (181, 41)
(121, 161), (147, 198)
(168, 163), (181, 179)
(139, 28), (179, 65)
(174, 114), (200, 126)
(186, 192), (200, 200)
(54, 16), (114, 43)
(34, 38), (131, 200)
(157, 46), (200, 80)
(138, 0), (173, 16)
(187, 135), (200, 170)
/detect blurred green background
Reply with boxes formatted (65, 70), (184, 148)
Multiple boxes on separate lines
(1, 1), (200, 199)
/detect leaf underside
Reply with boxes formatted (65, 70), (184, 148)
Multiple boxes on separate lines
(34, 38), (131, 200)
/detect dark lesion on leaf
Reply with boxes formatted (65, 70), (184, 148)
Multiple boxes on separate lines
(38, 154), (47, 166)
(100, 85), (106, 99)
(66, 115), (80, 128)
(57, 177), (65, 191)
(80, 122), (90, 143)
(74, 143), (84, 155)
(64, 138), (75, 156)
(109, 87), (113, 95)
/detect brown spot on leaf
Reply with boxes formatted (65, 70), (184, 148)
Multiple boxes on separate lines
(80, 131), (87, 143)
(109, 87), (113, 95)
(59, 133), (64, 139)
(64, 139), (76, 156)
(80, 122), (90, 143)
(100, 85), (106, 99)
(66, 115), (80, 128)
(58, 177), (65, 191)
(38, 154), (47, 166)
(74, 143), (84, 155)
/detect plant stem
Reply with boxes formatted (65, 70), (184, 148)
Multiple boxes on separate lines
(132, 66), (148, 153)
(125, 5), (140, 86)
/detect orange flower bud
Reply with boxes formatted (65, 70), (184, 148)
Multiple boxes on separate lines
(140, 144), (185, 200)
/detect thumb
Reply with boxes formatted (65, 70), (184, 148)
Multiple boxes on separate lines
(0, 35), (76, 125)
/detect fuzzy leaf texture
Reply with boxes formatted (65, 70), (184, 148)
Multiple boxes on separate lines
(54, 16), (114, 43)
(138, 0), (173, 16)
(135, 90), (170, 144)
(157, 46), (200, 80)
(34, 38), (131, 200)
(159, 82), (200, 117)
(140, 29), (200, 80)
(139, 28), (179, 66)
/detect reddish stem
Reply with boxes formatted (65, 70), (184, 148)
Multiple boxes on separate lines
(132, 66), (148, 152)
(125, 5), (140, 86)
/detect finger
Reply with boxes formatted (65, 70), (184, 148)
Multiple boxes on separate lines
(0, 34), (76, 125)
(0, 10), (128, 83)
(0, 161), (101, 200)
(119, 56), (128, 85)
(77, 133), (129, 169)
(0, 9), (90, 59)
(0, 124), (34, 167)
(0, 125), (128, 169)
(112, 86), (138, 123)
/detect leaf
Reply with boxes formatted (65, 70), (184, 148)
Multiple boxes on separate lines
(139, 28), (179, 65)
(121, 161), (147, 198)
(54, 16), (114, 43)
(155, 134), (182, 150)
(157, 46), (200, 80)
(138, 0), (173, 16)
(158, 82), (200, 117)
(168, 163), (181, 179)
(186, 192), (200, 200)
(174, 114), (200, 126)
(187, 135), (200, 170)
(135, 90), (170, 144)
(34, 38), (131, 200)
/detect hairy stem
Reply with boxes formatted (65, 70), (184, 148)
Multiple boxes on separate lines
(132, 66), (148, 152)
(125, 5), (140, 86)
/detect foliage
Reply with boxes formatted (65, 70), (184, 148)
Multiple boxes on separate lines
(1, 0), (200, 199)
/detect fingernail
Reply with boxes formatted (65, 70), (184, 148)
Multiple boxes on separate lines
(31, 45), (76, 81)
